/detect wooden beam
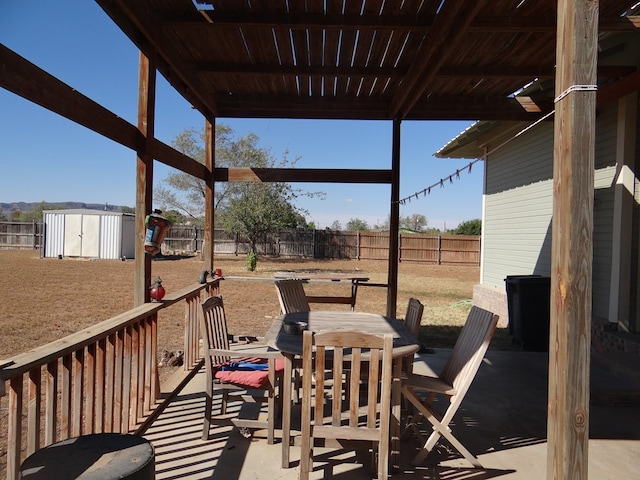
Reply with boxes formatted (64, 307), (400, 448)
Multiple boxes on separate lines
(195, 62), (404, 78)
(174, 11), (438, 30)
(0, 43), (206, 180)
(135, 52), (155, 307)
(437, 64), (634, 79)
(151, 139), (208, 180)
(548, 0), (598, 478)
(214, 94), (555, 121)
(165, 12), (640, 32)
(0, 43), (142, 152)
(194, 62), (633, 83)
(470, 15), (640, 32)
(597, 69), (640, 107)
(213, 168), (393, 184)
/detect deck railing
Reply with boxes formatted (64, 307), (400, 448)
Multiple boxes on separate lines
(0, 278), (220, 480)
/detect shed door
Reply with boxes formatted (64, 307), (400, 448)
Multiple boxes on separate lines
(63, 214), (100, 257)
(81, 215), (100, 257)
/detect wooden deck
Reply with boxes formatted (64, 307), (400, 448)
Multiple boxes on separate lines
(145, 349), (640, 479)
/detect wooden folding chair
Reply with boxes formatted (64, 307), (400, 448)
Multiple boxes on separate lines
(404, 297), (424, 340)
(200, 295), (283, 443)
(401, 306), (498, 467)
(401, 298), (424, 374)
(299, 330), (394, 480)
(274, 279), (310, 314)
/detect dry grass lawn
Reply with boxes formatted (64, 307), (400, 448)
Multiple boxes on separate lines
(0, 249), (514, 365)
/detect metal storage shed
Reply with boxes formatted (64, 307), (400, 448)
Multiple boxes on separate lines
(43, 209), (135, 260)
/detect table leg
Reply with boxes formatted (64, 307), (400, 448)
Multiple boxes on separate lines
(391, 358), (402, 472)
(350, 280), (359, 310)
(281, 352), (293, 469)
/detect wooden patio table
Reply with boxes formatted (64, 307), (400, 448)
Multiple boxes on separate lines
(265, 310), (419, 472)
(273, 271), (371, 310)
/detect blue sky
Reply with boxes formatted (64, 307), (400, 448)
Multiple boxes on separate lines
(0, 1), (482, 230)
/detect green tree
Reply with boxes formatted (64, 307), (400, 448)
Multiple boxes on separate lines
(156, 125), (323, 249)
(160, 209), (187, 225)
(222, 182), (302, 253)
(375, 214), (428, 232)
(346, 218), (369, 231)
(330, 220), (342, 231)
(401, 213), (427, 232)
(452, 219), (481, 235)
(16, 201), (55, 222)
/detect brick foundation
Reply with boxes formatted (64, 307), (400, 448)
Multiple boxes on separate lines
(472, 284), (508, 328)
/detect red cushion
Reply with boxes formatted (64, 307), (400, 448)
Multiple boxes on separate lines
(214, 358), (285, 389)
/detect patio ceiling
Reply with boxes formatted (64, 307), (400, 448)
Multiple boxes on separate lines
(97, 0), (640, 122)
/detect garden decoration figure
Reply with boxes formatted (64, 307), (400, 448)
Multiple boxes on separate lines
(150, 277), (166, 301)
(144, 209), (172, 256)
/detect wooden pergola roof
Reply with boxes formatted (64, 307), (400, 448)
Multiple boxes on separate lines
(98, 0), (639, 122)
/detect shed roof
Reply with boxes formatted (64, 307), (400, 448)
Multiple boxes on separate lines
(43, 209), (132, 216)
(96, 0), (640, 122)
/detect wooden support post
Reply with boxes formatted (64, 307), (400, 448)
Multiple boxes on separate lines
(387, 118), (401, 318)
(203, 116), (215, 272)
(609, 93), (637, 330)
(134, 52), (156, 306)
(548, 1), (598, 478)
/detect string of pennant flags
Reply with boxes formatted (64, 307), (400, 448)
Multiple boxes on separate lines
(397, 158), (482, 205)
(397, 107), (557, 206)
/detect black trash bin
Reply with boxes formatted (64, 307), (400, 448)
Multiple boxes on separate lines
(504, 275), (551, 352)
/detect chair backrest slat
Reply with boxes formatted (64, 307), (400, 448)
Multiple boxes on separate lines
(305, 330), (392, 429)
(404, 298), (424, 339)
(440, 306), (498, 403)
(275, 279), (310, 314)
(201, 295), (231, 365)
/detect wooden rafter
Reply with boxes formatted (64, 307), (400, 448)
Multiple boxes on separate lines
(390, 0), (490, 118)
(165, 12), (640, 32)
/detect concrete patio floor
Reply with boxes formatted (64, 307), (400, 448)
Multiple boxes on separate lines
(143, 349), (640, 479)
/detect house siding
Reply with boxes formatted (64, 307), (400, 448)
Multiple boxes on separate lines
(476, 103), (620, 323)
(482, 120), (554, 289)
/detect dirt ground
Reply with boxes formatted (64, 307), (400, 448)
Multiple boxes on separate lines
(0, 249), (513, 365)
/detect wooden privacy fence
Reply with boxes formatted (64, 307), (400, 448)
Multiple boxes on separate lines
(0, 222), (480, 265)
(163, 226), (480, 266)
(0, 278), (221, 480)
(0, 221), (43, 250)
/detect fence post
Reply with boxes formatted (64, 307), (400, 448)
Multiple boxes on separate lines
(437, 235), (442, 265)
(356, 231), (360, 260)
(398, 232), (402, 262)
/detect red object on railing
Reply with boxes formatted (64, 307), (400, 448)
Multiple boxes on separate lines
(150, 277), (166, 301)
